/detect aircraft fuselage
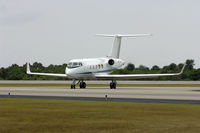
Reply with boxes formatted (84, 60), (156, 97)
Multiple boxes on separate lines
(65, 57), (125, 80)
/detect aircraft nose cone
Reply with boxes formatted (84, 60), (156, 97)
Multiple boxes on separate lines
(65, 68), (72, 75)
(65, 68), (76, 78)
(65, 68), (69, 74)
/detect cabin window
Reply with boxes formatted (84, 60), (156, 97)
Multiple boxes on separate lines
(101, 64), (103, 69)
(98, 64), (101, 69)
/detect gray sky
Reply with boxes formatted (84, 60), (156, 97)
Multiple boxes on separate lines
(1, 0), (200, 68)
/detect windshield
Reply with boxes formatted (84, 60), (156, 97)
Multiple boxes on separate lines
(67, 62), (82, 68)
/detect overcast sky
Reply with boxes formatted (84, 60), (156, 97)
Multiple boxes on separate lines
(1, 0), (200, 68)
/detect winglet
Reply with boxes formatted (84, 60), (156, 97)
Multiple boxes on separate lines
(26, 62), (31, 74)
(179, 63), (186, 74)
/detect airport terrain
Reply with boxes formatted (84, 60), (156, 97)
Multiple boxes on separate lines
(1, 80), (200, 103)
(1, 81), (200, 133)
(1, 98), (200, 133)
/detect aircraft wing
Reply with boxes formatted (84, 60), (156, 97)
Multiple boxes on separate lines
(95, 64), (186, 80)
(26, 63), (67, 77)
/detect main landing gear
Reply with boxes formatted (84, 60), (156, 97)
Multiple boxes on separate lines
(110, 80), (117, 89)
(79, 81), (86, 88)
(70, 80), (86, 89)
(70, 80), (116, 89)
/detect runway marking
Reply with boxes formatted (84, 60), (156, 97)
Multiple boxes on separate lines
(1, 86), (200, 102)
(1, 95), (200, 104)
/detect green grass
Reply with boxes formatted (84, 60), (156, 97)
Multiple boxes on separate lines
(0, 83), (200, 87)
(0, 98), (200, 133)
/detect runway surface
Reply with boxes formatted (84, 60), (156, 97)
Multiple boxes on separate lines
(1, 80), (200, 84)
(1, 85), (200, 104)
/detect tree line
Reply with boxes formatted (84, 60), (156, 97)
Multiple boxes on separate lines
(0, 59), (199, 80)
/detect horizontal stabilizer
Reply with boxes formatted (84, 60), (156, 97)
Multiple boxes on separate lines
(96, 34), (152, 37)
(96, 33), (151, 58)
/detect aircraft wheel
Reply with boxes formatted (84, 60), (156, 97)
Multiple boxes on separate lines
(110, 82), (113, 89)
(80, 82), (86, 89)
(110, 82), (116, 89)
(82, 82), (86, 88)
(71, 85), (75, 89)
(80, 82), (83, 88)
(113, 83), (116, 89)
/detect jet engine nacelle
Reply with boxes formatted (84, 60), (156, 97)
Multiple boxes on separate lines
(107, 58), (125, 68)
(108, 59), (115, 65)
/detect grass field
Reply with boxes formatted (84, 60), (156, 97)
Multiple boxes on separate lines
(0, 98), (200, 133)
(1, 83), (200, 87)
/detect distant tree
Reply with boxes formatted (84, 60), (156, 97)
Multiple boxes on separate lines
(10, 64), (19, 68)
(138, 65), (149, 72)
(186, 59), (195, 70)
(5, 64), (24, 80)
(178, 63), (184, 69)
(194, 68), (200, 80)
(169, 63), (177, 71)
(151, 65), (160, 71)
(125, 63), (135, 71)
(0, 68), (7, 79)
(32, 62), (44, 70)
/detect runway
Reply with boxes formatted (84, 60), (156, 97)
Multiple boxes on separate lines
(1, 85), (200, 104)
(1, 80), (200, 84)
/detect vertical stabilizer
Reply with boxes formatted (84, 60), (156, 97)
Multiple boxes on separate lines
(111, 35), (122, 58)
(96, 34), (151, 58)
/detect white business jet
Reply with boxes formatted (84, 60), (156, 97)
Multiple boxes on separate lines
(27, 34), (185, 89)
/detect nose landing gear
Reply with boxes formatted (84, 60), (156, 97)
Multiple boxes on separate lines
(70, 79), (76, 89)
(110, 80), (117, 89)
(70, 80), (86, 89)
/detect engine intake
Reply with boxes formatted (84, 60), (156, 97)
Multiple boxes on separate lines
(108, 59), (115, 65)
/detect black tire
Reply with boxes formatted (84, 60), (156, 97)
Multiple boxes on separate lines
(110, 83), (113, 89)
(113, 83), (116, 89)
(80, 82), (86, 89)
(80, 82), (83, 88)
(71, 85), (75, 89)
(82, 82), (86, 88)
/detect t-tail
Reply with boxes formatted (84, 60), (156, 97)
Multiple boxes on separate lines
(96, 34), (151, 58)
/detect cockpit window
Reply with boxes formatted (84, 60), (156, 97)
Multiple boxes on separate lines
(73, 62), (78, 66)
(67, 62), (83, 68)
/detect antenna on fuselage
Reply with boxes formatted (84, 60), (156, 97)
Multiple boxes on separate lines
(96, 34), (151, 59)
